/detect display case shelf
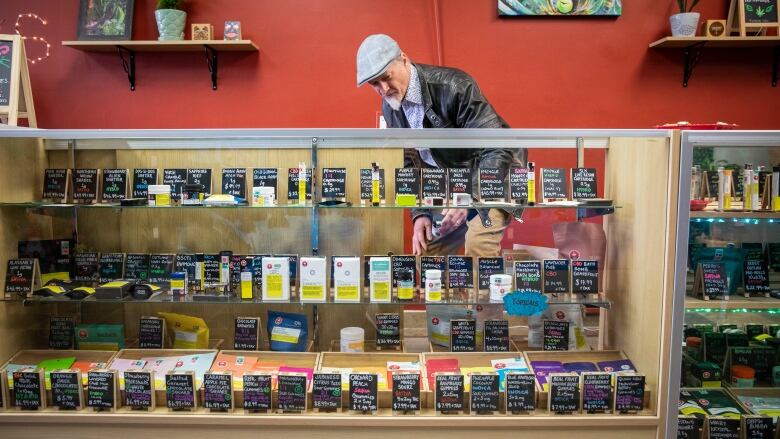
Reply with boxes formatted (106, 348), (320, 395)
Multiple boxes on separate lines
(689, 202), (780, 219)
(685, 296), (780, 311)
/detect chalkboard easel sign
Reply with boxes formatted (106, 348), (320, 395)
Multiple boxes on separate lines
(125, 253), (150, 281)
(483, 319), (510, 352)
(395, 167), (421, 201)
(571, 260), (599, 295)
(505, 373), (536, 414)
(49, 316), (75, 349)
(243, 373), (273, 412)
(349, 373), (378, 413)
(540, 168), (568, 201)
(12, 368), (45, 409)
(101, 168), (129, 202)
(51, 370), (84, 410)
(677, 416), (704, 439)
(514, 260), (542, 293)
(322, 168), (347, 200)
(450, 319), (477, 352)
(509, 166), (529, 202)
(0, 34), (36, 127)
(571, 168), (598, 199)
(287, 168), (312, 202)
(581, 372), (612, 413)
(435, 373), (464, 414)
(132, 168), (157, 199)
(139, 317), (165, 349)
(42, 169), (70, 202)
(469, 373), (500, 414)
(375, 313), (401, 350)
(614, 374), (645, 414)
(186, 168), (213, 195)
(4, 258), (40, 298)
(359, 168), (385, 203)
(312, 372), (342, 412)
(277, 373), (308, 413)
(124, 370), (155, 410)
(203, 372), (234, 412)
(162, 168), (187, 200)
(543, 259), (570, 294)
(737, 0), (780, 36)
(87, 369), (118, 411)
(252, 168), (278, 195)
(72, 169), (100, 203)
(447, 255), (475, 291)
(166, 372), (197, 411)
(222, 168), (247, 200)
(149, 254), (175, 284)
(74, 252), (100, 284)
(548, 373), (580, 414)
(421, 168), (447, 201)
(479, 168), (506, 201)
(98, 252), (125, 284)
(743, 259), (770, 296)
(708, 416), (741, 439)
(694, 262), (728, 299)
(478, 256), (505, 290)
(391, 372), (421, 413)
(543, 320), (570, 351)
(448, 168), (473, 198)
(234, 317), (260, 350)
(742, 415), (776, 439)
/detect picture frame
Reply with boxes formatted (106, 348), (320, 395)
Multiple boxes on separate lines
(77, 0), (134, 40)
(498, 0), (622, 16)
(224, 21), (242, 40)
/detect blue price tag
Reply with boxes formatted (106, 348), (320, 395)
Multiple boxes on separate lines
(503, 290), (549, 316)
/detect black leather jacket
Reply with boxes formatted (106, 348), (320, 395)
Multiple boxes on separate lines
(382, 63), (526, 221)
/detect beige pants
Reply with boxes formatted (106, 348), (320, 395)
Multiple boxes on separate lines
(423, 209), (510, 258)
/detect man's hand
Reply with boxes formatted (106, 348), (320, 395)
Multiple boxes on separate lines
(412, 216), (433, 256)
(438, 208), (468, 237)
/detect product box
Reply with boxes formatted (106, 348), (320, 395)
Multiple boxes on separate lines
(299, 257), (326, 302)
(75, 324), (126, 351)
(369, 257), (392, 303)
(333, 257), (361, 302)
(262, 257), (291, 301)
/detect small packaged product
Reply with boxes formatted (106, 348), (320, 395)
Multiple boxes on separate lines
(267, 310), (308, 352)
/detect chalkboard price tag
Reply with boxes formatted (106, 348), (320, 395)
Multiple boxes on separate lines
(125, 254), (150, 280)
(421, 256), (446, 285)
(359, 168), (385, 200)
(203, 253), (221, 287)
(509, 166), (529, 201)
(744, 259), (770, 294)
(101, 168), (129, 201)
(450, 319), (476, 352)
(422, 168), (447, 200)
(132, 169), (157, 198)
(768, 243), (780, 271)
(514, 260), (542, 293)
(478, 257), (505, 290)
(13, 368), (45, 409)
(391, 372), (420, 412)
(72, 169), (99, 202)
(742, 0), (779, 24)
(505, 373), (536, 413)
(43, 169), (69, 201)
(448, 168), (473, 196)
(540, 168), (567, 200)
(614, 374), (645, 413)
(581, 372), (612, 413)
(548, 373), (580, 414)
(376, 313), (401, 349)
(166, 372), (196, 410)
(435, 374), (464, 413)
(708, 417), (741, 439)
(479, 168), (506, 201)
(483, 319), (510, 352)
(312, 372), (342, 411)
(74, 252), (100, 283)
(175, 254), (198, 285)
(695, 262), (728, 298)
(349, 373), (378, 413)
(139, 317), (165, 349)
(252, 168), (278, 193)
(243, 373), (273, 411)
(469, 373), (500, 413)
(392, 255), (417, 288)
(203, 372), (233, 411)
(743, 415), (775, 439)
(149, 254), (175, 284)
(49, 316), (75, 349)
(543, 320), (570, 351)
(222, 168), (247, 200)
(87, 370), (118, 411)
(187, 168), (213, 194)
(98, 252), (125, 283)
(543, 259), (570, 294)
(51, 370), (84, 410)
(287, 168), (312, 201)
(571, 168), (597, 199)
(162, 168), (187, 200)
(322, 168), (347, 199)
(277, 373), (307, 412)
(571, 260), (599, 294)
(4, 258), (38, 295)
(677, 416), (704, 439)
(448, 256), (475, 289)
(395, 168), (420, 198)
(234, 317), (260, 350)
(124, 370), (155, 410)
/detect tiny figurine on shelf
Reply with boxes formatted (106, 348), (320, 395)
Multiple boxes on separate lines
(224, 21), (241, 40)
(191, 23), (213, 40)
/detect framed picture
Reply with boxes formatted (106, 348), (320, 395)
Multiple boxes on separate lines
(498, 0), (622, 16)
(224, 21), (242, 40)
(77, 0), (134, 40)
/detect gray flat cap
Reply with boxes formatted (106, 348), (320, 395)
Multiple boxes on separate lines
(356, 34), (401, 87)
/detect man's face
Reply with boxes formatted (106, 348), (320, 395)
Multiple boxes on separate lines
(368, 54), (410, 111)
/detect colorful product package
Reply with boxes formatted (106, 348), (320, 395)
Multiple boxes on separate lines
(491, 357), (529, 390)
(158, 312), (209, 349)
(597, 359), (637, 373)
(74, 323), (125, 350)
(530, 361), (564, 391)
(563, 362), (599, 374)
(528, 304), (588, 350)
(426, 306), (474, 348)
(267, 310), (308, 352)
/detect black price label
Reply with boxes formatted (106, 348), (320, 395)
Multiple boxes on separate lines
(203, 254), (221, 286)
(395, 168), (420, 197)
(745, 324), (766, 339)
(571, 168), (597, 199)
(572, 260), (599, 294)
(234, 317), (260, 350)
(125, 254), (150, 280)
(448, 168), (473, 195)
(703, 332), (728, 365)
(744, 259), (770, 293)
(162, 169), (187, 198)
(87, 371), (116, 410)
(479, 168), (506, 200)
(392, 255), (416, 288)
(349, 373), (378, 412)
(450, 319), (476, 352)
(43, 168), (68, 199)
(615, 374), (644, 412)
(743, 416), (775, 439)
(743, 243), (764, 261)
(74, 252), (100, 283)
(139, 317), (164, 349)
(435, 374), (464, 412)
(277, 374), (307, 412)
(132, 169), (157, 198)
(543, 259), (570, 294)
(187, 168), (213, 194)
(51, 371), (82, 409)
(509, 166), (529, 200)
(478, 257), (504, 290)
(421, 256), (446, 285)
(243, 374), (272, 411)
(699, 262), (728, 296)
(376, 313), (401, 348)
(742, 0), (778, 24)
(312, 373), (342, 410)
(543, 320), (570, 351)
(470, 374), (500, 412)
(101, 169), (128, 201)
(708, 417), (741, 439)
(483, 320), (510, 352)
(287, 168), (312, 200)
(203, 373), (233, 410)
(549, 374), (580, 413)
(582, 373), (612, 412)
(506, 373), (536, 412)
(391, 373), (420, 411)
(677, 417), (703, 439)
(770, 243), (780, 271)
(149, 254), (175, 284)
(5, 258), (36, 294)
(448, 256), (474, 289)
(729, 347), (774, 382)
(514, 261), (542, 293)
(221, 168), (247, 199)
(422, 168), (447, 199)
(98, 252), (124, 283)
(252, 168), (278, 192)
(13, 370), (43, 409)
(322, 168), (347, 199)
(175, 254), (198, 284)
(359, 168), (385, 200)
(541, 168), (567, 200)
(72, 169), (99, 201)
(49, 316), (75, 349)
(166, 373), (196, 409)
(124, 371), (154, 409)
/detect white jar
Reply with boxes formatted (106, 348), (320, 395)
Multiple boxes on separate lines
(425, 269), (442, 302)
(340, 327), (365, 352)
(489, 274), (512, 302)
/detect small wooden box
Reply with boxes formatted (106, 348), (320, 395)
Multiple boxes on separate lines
(704, 20), (727, 37)
(191, 23), (214, 40)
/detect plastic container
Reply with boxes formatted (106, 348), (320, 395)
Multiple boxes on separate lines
(397, 268), (415, 301)
(773, 365), (780, 387)
(340, 327), (365, 352)
(424, 269), (442, 302)
(147, 184), (171, 206)
(730, 365), (755, 388)
(489, 274), (512, 302)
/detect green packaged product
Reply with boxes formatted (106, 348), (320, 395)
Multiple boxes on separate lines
(74, 323), (125, 350)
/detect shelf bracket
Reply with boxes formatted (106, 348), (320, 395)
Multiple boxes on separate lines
(772, 46), (779, 87)
(682, 42), (706, 87)
(116, 46), (136, 91)
(204, 45), (218, 90)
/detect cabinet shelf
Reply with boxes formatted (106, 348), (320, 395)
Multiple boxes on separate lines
(689, 201), (780, 219)
(685, 296), (780, 311)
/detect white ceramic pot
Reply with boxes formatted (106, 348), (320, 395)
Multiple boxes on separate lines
(155, 9), (187, 41)
(670, 12), (701, 37)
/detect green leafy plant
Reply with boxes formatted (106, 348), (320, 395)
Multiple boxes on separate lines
(156, 0), (184, 10)
(676, 0), (700, 13)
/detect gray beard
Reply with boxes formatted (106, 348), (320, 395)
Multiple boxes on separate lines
(384, 96), (402, 111)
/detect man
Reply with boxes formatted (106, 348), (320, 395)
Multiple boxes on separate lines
(356, 34), (525, 257)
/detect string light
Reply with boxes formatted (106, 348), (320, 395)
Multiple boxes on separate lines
(15, 13), (50, 65)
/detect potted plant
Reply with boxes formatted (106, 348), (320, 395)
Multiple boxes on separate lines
(155, 0), (187, 41)
(670, 0), (701, 37)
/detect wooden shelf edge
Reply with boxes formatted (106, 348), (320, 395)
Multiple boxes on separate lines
(62, 40), (259, 52)
(649, 36), (780, 48)
(689, 210), (780, 219)
(685, 296), (780, 310)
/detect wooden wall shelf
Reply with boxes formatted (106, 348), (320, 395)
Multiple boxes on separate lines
(62, 40), (259, 91)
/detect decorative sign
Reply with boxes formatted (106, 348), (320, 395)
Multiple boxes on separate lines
(479, 168), (506, 201)
(132, 169), (157, 198)
(548, 374), (580, 413)
(505, 373), (536, 413)
(514, 261), (542, 293)
(139, 317), (165, 349)
(435, 374), (464, 412)
(72, 169), (99, 202)
(124, 370), (155, 410)
(582, 372), (612, 413)
(51, 370), (83, 410)
(391, 373), (420, 412)
(101, 168), (128, 201)
(509, 166), (529, 201)
(221, 168), (247, 199)
(391, 255), (416, 288)
(187, 168), (213, 194)
(543, 259), (570, 294)
(543, 320), (570, 351)
(13, 369), (44, 409)
(243, 373), (272, 411)
(234, 317), (260, 350)
(540, 168), (567, 200)
(470, 373), (500, 413)
(322, 168), (347, 199)
(98, 252), (124, 283)
(0, 37), (12, 106)
(4, 258), (37, 295)
(615, 374), (645, 413)
(359, 168), (385, 200)
(450, 319), (477, 352)
(162, 168), (187, 199)
(49, 316), (75, 349)
(571, 168), (597, 199)
(87, 370), (117, 410)
(742, 0), (778, 24)
(376, 313), (401, 349)
(395, 167), (420, 198)
(479, 320), (508, 353)
(708, 417), (741, 439)
(696, 262), (728, 297)
(448, 168), (473, 195)
(74, 252), (100, 283)
(743, 416), (775, 439)
(287, 168), (312, 200)
(277, 374), (307, 412)
(503, 290), (549, 317)
(571, 260), (599, 294)
(421, 255), (446, 285)
(312, 372), (342, 410)
(125, 254), (150, 280)
(203, 372), (233, 411)
(42, 169), (69, 200)
(744, 259), (770, 294)
(165, 372), (196, 410)
(252, 168), (278, 193)
(478, 257), (504, 290)
(349, 373), (378, 412)
(175, 254), (198, 284)
(448, 256), (475, 289)
(677, 417), (704, 439)
(149, 254), (175, 284)
(422, 168), (447, 199)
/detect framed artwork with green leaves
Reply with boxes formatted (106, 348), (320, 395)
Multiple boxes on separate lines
(77, 0), (135, 40)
